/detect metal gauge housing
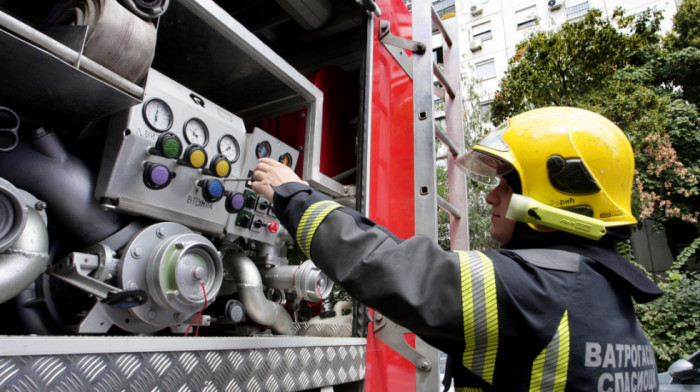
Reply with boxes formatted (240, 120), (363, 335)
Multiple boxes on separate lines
(183, 118), (209, 146)
(142, 98), (173, 132)
(279, 152), (293, 167)
(218, 134), (240, 163)
(255, 140), (272, 158)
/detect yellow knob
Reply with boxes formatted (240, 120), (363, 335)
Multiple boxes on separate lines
(215, 160), (230, 177)
(189, 149), (206, 168)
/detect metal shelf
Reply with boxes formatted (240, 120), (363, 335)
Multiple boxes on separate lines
(0, 12), (142, 127)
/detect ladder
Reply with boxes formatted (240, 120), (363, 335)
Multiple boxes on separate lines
(375, 1), (469, 390)
(412, 1), (470, 251)
(413, 4), (470, 390)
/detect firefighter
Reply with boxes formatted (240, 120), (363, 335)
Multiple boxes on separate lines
(252, 107), (663, 391)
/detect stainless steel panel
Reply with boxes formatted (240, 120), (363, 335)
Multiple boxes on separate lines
(95, 69), (248, 235)
(294, 323), (352, 338)
(0, 337), (366, 391)
(224, 127), (299, 244)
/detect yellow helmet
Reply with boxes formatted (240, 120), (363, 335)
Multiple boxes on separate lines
(457, 107), (636, 229)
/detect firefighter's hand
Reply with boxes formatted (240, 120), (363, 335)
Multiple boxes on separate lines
(252, 158), (308, 201)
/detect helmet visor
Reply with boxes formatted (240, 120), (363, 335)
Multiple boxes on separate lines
(456, 121), (514, 185)
(476, 121), (511, 152)
(456, 150), (514, 186)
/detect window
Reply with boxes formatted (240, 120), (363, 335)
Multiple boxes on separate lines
(472, 21), (492, 42)
(432, 0), (455, 17)
(515, 6), (538, 30)
(566, 1), (589, 21)
(475, 60), (496, 80)
(480, 100), (492, 119)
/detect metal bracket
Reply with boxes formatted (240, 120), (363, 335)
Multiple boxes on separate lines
(48, 252), (121, 299)
(378, 19), (426, 80)
(373, 312), (432, 371)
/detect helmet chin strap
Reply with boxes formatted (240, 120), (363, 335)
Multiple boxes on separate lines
(506, 194), (607, 241)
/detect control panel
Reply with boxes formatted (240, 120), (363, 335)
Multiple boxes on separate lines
(224, 127), (299, 244)
(95, 69), (248, 235)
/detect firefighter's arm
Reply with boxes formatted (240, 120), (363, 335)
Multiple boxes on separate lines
(252, 161), (464, 342)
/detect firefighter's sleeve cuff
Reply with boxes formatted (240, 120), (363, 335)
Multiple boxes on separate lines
(272, 182), (332, 242)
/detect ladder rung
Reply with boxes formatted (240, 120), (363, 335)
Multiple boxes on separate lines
(437, 195), (462, 219)
(433, 85), (445, 99)
(433, 63), (455, 99)
(435, 124), (460, 158)
(430, 7), (453, 47)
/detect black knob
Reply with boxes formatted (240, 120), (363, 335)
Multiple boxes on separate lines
(245, 194), (257, 209)
(101, 290), (148, 309)
(238, 214), (251, 228)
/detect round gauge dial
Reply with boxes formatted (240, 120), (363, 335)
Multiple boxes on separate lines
(142, 98), (173, 132)
(218, 134), (240, 163)
(279, 152), (293, 167)
(255, 140), (272, 158)
(183, 118), (209, 146)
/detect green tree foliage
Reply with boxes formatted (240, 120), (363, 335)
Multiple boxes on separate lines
(634, 237), (700, 370)
(490, 4), (700, 230)
(666, 0), (700, 50)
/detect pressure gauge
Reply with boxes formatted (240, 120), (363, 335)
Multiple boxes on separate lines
(184, 118), (209, 146)
(279, 152), (293, 167)
(255, 140), (272, 158)
(142, 98), (173, 132)
(218, 134), (240, 163)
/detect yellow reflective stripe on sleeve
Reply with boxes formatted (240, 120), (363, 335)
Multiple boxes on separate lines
(529, 310), (570, 392)
(457, 251), (499, 385)
(296, 200), (342, 258)
(455, 388), (484, 392)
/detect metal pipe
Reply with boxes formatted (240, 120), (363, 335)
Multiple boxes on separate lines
(0, 180), (50, 304)
(261, 260), (333, 302)
(224, 251), (294, 335)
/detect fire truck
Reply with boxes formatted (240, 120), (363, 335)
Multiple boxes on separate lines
(0, 0), (468, 390)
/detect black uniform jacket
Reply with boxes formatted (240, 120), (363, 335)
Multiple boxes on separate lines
(272, 183), (663, 392)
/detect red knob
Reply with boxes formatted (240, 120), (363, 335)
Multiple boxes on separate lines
(267, 221), (278, 233)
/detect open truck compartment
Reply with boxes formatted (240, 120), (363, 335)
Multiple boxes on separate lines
(0, 0), (374, 390)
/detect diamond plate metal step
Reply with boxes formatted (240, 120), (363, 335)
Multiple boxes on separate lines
(0, 336), (366, 391)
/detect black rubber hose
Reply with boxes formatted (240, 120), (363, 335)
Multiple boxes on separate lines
(0, 129), (126, 245)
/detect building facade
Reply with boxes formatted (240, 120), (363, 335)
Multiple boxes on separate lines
(457, 0), (680, 113)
